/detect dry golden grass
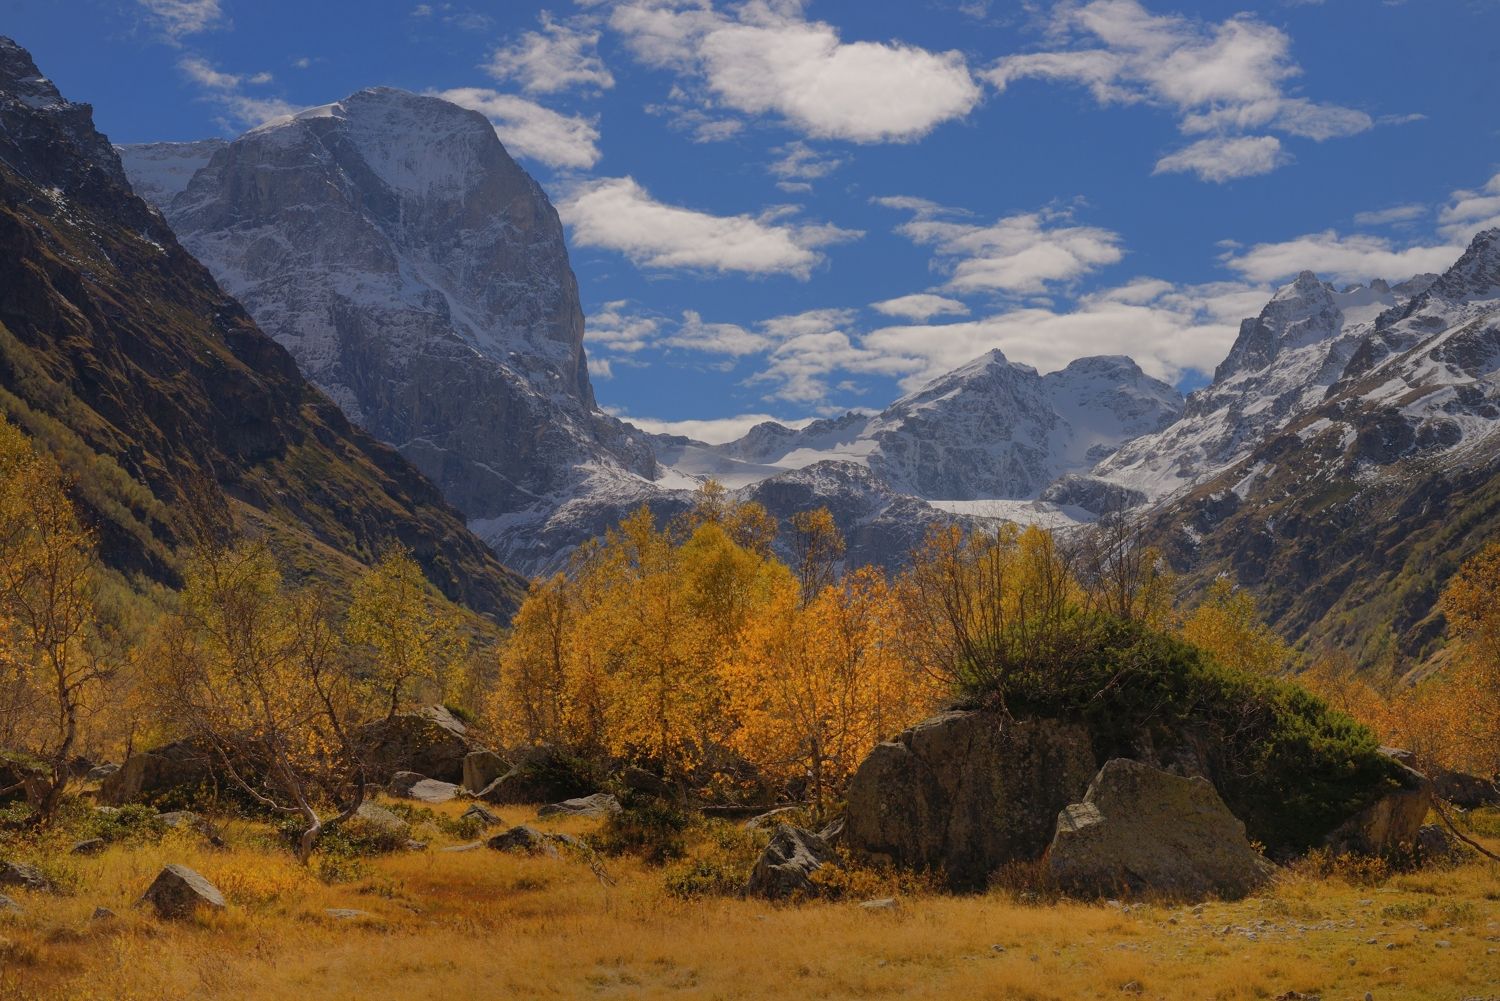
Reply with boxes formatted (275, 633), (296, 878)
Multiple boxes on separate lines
(1, 802), (1497, 1001)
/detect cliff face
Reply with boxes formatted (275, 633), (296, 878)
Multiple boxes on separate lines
(0, 37), (525, 618)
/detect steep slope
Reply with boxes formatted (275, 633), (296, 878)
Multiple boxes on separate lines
(0, 38), (524, 617)
(119, 91), (657, 572)
(1144, 230), (1500, 667)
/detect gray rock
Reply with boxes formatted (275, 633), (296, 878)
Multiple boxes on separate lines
(1433, 770), (1499, 809)
(845, 711), (1097, 889)
(1413, 824), (1466, 864)
(0, 894), (21, 913)
(387, 771), (459, 803)
(324, 908), (373, 921)
(85, 762), (119, 782)
(441, 841), (485, 853)
(0, 860), (55, 893)
(474, 745), (590, 806)
(536, 793), (621, 819)
(744, 807), (803, 832)
(462, 750), (508, 794)
(859, 897), (898, 911)
(98, 741), (208, 806)
(1047, 759), (1275, 902)
(358, 707), (471, 784)
(1324, 753), (1432, 856)
(90, 906), (115, 921)
(140, 864), (225, 919)
(460, 804), (500, 828)
(746, 824), (833, 900)
(71, 838), (106, 856)
(621, 765), (670, 798)
(350, 802), (410, 841)
(487, 825), (560, 857)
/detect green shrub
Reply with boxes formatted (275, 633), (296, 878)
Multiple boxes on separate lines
(964, 615), (1405, 857)
(598, 794), (695, 865)
(663, 821), (763, 899)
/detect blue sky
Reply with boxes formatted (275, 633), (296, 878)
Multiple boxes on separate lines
(11, 0), (1500, 440)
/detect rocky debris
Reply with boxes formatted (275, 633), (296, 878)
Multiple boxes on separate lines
(1046, 759), (1275, 901)
(487, 825), (564, 858)
(0, 894), (21, 913)
(462, 750), (508, 794)
(71, 838), (106, 856)
(460, 804), (500, 828)
(1324, 754), (1432, 856)
(441, 841), (485, 853)
(475, 745), (593, 806)
(359, 707), (471, 784)
(746, 824), (834, 900)
(387, 771), (459, 804)
(140, 864), (225, 918)
(536, 793), (622, 819)
(85, 762), (120, 782)
(1433, 770), (1499, 809)
(0, 860), (56, 893)
(859, 898), (898, 911)
(98, 741), (208, 806)
(845, 711), (1097, 889)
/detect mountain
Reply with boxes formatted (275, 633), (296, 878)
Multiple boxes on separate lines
(0, 38), (524, 618)
(119, 90), (658, 574)
(1136, 231), (1500, 666)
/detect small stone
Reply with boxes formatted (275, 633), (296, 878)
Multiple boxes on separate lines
(487, 825), (559, 857)
(1434, 940), (1451, 949)
(71, 838), (106, 856)
(440, 841), (484, 853)
(90, 906), (115, 921)
(991, 944), (1006, 954)
(1120, 981), (1142, 994)
(460, 804), (499, 828)
(0, 861), (55, 893)
(536, 793), (622, 819)
(0, 894), (21, 913)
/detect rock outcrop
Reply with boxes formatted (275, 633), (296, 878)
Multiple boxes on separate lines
(387, 772), (459, 804)
(358, 707), (471, 784)
(844, 711), (1097, 889)
(1046, 759), (1274, 901)
(462, 750), (509, 794)
(98, 742), (208, 807)
(746, 824), (833, 900)
(1323, 756), (1432, 856)
(140, 864), (225, 919)
(536, 793), (622, 819)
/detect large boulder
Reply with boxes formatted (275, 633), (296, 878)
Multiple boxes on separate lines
(387, 771), (459, 804)
(746, 824), (833, 900)
(98, 741), (210, 807)
(0, 861), (56, 894)
(1433, 770), (1499, 809)
(536, 793), (621, 819)
(1046, 759), (1274, 902)
(1323, 754), (1432, 856)
(475, 745), (595, 806)
(358, 707), (471, 784)
(845, 711), (1097, 889)
(140, 864), (225, 919)
(462, 750), (508, 793)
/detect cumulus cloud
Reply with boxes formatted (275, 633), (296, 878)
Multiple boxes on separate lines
(1153, 135), (1288, 183)
(870, 293), (971, 321)
(1438, 172), (1500, 241)
(608, 0), (982, 143)
(985, 0), (1372, 180)
(177, 56), (297, 129)
(434, 88), (601, 169)
(557, 176), (861, 277)
(1222, 231), (1464, 285)
(138, 0), (224, 41)
(880, 198), (1125, 294)
(768, 141), (847, 191)
(487, 12), (615, 94)
(618, 412), (818, 444)
(587, 300), (662, 354)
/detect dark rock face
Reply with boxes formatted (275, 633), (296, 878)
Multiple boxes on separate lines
(487, 825), (560, 857)
(1046, 759), (1274, 902)
(98, 742), (209, 808)
(140, 864), (225, 919)
(0, 38), (524, 618)
(844, 711), (1097, 890)
(1433, 770), (1499, 809)
(358, 707), (471, 784)
(1323, 755), (1432, 856)
(746, 824), (833, 900)
(461, 750), (509, 794)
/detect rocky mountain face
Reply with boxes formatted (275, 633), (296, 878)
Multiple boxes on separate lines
(0, 38), (524, 618)
(1133, 231), (1500, 665)
(120, 90), (656, 570)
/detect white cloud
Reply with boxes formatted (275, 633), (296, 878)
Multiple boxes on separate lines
(668, 310), (775, 355)
(557, 176), (860, 278)
(177, 57), (297, 129)
(587, 300), (662, 354)
(609, 0), (982, 143)
(488, 12), (615, 94)
(433, 88), (601, 169)
(1153, 135), (1288, 182)
(589, 356), (615, 380)
(870, 293), (971, 321)
(137, 0), (224, 41)
(881, 198), (1125, 294)
(985, 0), (1371, 180)
(1353, 203), (1427, 227)
(619, 412), (817, 444)
(1438, 172), (1500, 241)
(768, 141), (847, 190)
(1222, 230), (1464, 285)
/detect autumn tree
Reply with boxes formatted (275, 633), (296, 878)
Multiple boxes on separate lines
(152, 540), (367, 862)
(346, 548), (465, 717)
(789, 507), (845, 603)
(1179, 576), (1291, 677)
(0, 416), (113, 823)
(493, 573), (576, 746)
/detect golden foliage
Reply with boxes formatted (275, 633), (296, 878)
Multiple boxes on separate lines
(1179, 576), (1292, 677)
(345, 548), (466, 717)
